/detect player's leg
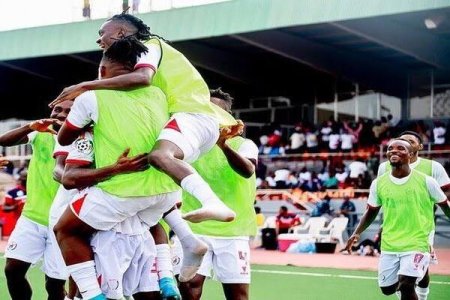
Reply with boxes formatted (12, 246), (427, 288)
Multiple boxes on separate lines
(4, 216), (48, 300)
(397, 275), (418, 300)
(45, 275), (66, 300)
(148, 113), (235, 223)
(162, 206), (207, 282)
(150, 223), (181, 299)
(213, 239), (251, 300)
(378, 253), (400, 296)
(4, 258), (32, 299)
(222, 284), (249, 300)
(416, 269), (430, 300)
(397, 252), (430, 300)
(179, 274), (207, 300)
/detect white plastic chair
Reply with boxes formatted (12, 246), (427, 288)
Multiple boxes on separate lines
(278, 217), (327, 242)
(315, 217), (349, 247)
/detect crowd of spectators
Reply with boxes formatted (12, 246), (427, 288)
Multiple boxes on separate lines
(257, 115), (450, 156)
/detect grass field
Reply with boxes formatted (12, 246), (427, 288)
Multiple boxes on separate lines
(0, 259), (449, 299)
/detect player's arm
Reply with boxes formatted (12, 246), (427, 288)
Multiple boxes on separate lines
(345, 180), (380, 253)
(62, 148), (148, 190)
(53, 155), (67, 183)
(0, 119), (60, 146)
(58, 92), (96, 146)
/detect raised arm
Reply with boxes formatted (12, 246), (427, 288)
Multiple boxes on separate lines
(0, 119), (60, 146)
(62, 148), (148, 190)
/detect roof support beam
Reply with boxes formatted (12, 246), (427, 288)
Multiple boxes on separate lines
(330, 19), (450, 69)
(231, 29), (408, 97)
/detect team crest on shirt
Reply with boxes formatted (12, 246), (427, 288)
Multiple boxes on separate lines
(172, 255), (181, 266)
(75, 137), (93, 155)
(7, 241), (17, 251)
(238, 251), (248, 261)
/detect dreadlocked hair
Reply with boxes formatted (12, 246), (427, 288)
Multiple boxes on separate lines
(104, 35), (148, 68)
(109, 12), (168, 43)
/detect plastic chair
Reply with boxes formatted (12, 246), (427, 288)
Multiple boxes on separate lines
(315, 217), (349, 247)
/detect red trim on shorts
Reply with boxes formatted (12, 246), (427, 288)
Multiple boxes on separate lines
(134, 63), (156, 72)
(53, 151), (69, 158)
(65, 159), (92, 166)
(164, 118), (181, 132)
(65, 119), (82, 130)
(97, 274), (102, 286)
(71, 194), (87, 216)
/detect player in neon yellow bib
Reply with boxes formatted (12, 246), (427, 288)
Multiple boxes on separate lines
(0, 102), (72, 300)
(174, 88), (258, 300)
(345, 138), (450, 300)
(52, 12), (241, 224)
(377, 131), (450, 300)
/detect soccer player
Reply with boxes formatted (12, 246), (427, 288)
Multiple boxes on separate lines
(51, 12), (241, 223)
(377, 131), (450, 300)
(61, 130), (162, 300)
(0, 101), (72, 300)
(345, 138), (450, 300)
(54, 42), (198, 300)
(174, 88), (258, 300)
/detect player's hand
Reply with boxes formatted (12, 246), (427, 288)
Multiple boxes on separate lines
(115, 148), (149, 174)
(344, 233), (360, 254)
(29, 119), (63, 135)
(217, 120), (245, 147)
(49, 82), (88, 108)
(0, 155), (9, 167)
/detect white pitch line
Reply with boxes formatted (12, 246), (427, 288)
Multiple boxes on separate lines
(252, 269), (450, 285)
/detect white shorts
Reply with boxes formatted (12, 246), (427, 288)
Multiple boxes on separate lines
(49, 186), (79, 227)
(4, 216), (68, 280)
(70, 186), (179, 231)
(378, 252), (430, 287)
(92, 229), (158, 299)
(172, 236), (251, 284)
(157, 113), (219, 163)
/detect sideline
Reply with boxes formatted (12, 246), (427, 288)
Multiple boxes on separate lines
(252, 269), (450, 285)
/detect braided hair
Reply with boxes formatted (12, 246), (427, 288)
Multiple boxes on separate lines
(104, 35), (148, 69)
(108, 12), (168, 43)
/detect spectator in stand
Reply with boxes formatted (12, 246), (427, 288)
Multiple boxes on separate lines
(265, 172), (276, 188)
(323, 170), (339, 189)
(254, 206), (265, 228)
(318, 167), (329, 183)
(2, 170), (27, 235)
(305, 127), (319, 153)
(328, 128), (341, 152)
(339, 196), (357, 236)
(359, 119), (375, 148)
(298, 167), (311, 185)
(311, 195), (332, 218)
(320, 120), (333, 151)
(276, 206), (300, 234)
(287, 171), (299, 188)
(340, 128), (354, 152)
(300, 171), (322, 192)
(3, 169), (27, 213)
(287, 123), (306, 154)
(348, 158), (368, 183)
(372, 120), (387, 143)
(343, 120), (363, 149)
(433, 121), (446, 146)
(415, 120), (430, 145)
(274, 168), (290, 189)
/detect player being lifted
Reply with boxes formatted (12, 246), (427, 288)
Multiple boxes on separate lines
(51, 11), (243, 224)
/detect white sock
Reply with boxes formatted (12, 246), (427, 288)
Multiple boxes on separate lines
(415, 286), (429, 300)
(64, 297), (72, 300)
(395, 291), (401, 299)
(180, 173), (222, 207)
(164, 209), (194, 241)
(156, 244), (173, 279)
(67, 261), (102, 300)
(73, 298), (82, 300)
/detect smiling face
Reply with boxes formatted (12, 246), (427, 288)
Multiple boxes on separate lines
(50, 100), (73, 131)
(386, 139), (412, 167)
(97, 20), (125, 50)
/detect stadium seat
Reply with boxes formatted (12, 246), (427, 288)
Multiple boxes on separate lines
(314, 217), (349, 247)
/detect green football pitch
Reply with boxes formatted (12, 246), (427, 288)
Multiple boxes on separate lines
(0, 259), (449, 299)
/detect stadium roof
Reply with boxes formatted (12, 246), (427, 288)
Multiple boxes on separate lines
(1, 0), (450, 120)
